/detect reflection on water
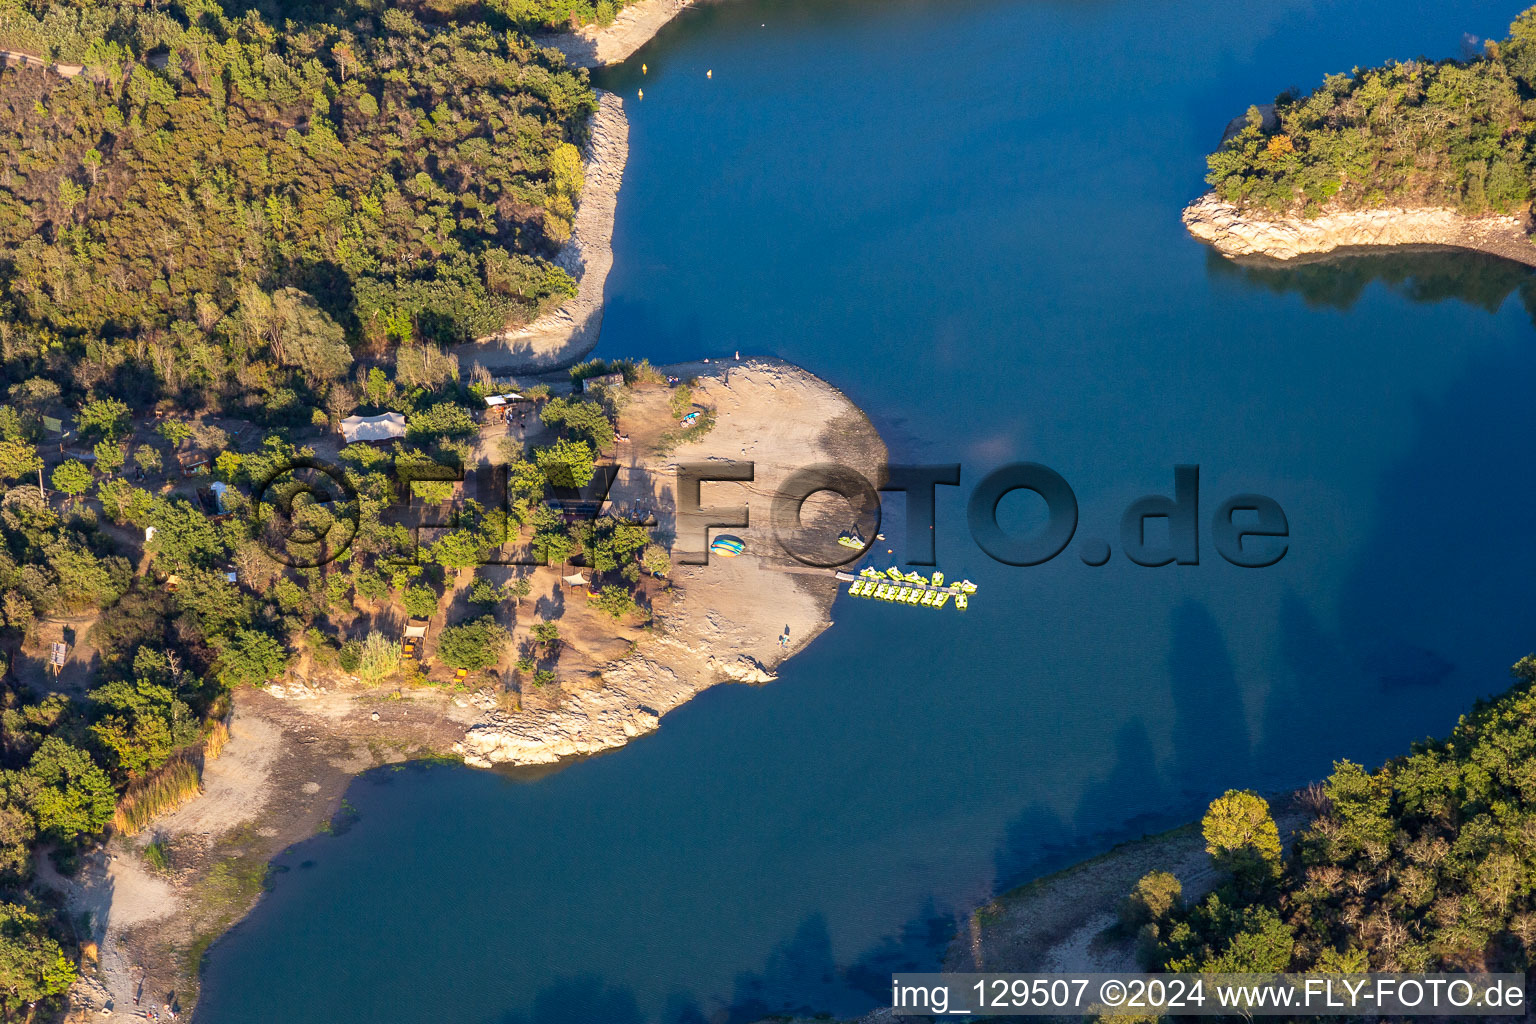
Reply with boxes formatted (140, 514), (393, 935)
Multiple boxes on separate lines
(1206, 246), (1536, 318)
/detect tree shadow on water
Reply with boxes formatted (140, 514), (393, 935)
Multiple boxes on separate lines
(1168, 600), (1251, 799)
(989, 717), (1181, 895)
(1205, 246), (1536, 319)
(481, 976), (646, 1024)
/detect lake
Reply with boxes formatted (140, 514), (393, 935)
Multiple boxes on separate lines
(196, 0), (1536, 1021)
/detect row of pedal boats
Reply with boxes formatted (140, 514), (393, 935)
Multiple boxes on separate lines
(835, 566), (978, 610)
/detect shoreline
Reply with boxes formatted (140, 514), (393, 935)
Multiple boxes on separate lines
(64, 357), (886, 1019)
(65, 17), (839, 1013)
(537, 0), (697, 69)
(1183, 191), (1536, 268)
(452, 89), (628, 375)
(458, 356), (887, 766)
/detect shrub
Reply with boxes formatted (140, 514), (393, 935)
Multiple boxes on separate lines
(592, 584), (641, 621)
(437, 617), (510, 671)
(355, 631), (401, 684)
(144, 839), (170, 871)
(203, 720), (231, 761)
(403, 584), (439, 620)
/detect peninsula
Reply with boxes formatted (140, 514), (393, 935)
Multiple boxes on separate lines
(0, 0), (881, 1018)
(1183, 10), (1536, 266)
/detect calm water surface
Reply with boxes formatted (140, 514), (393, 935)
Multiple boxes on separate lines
(198, 1), (1536, 1020)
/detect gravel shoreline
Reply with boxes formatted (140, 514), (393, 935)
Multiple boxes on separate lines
(453, 89), (629, 375)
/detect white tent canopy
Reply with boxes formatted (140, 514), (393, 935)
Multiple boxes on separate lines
(562, 573), (589, 587)
(340, 412), (406, 443)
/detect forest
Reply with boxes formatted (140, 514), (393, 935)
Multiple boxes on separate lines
(1207, 6), (1536, 216)
(0, 1), (680, 1015)
(1126, 656), (1536, 986)
(0, 353), (681, 1016)
(0, 0), (598, 423)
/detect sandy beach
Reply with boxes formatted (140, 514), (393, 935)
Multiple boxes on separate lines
(458, 357), (887, 766)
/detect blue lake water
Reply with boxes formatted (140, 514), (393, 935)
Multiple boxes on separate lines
(197, 1), (1536, 1021)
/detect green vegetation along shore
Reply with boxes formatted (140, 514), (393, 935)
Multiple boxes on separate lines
(1208, 6), (1536, 217)
(1120, 656), (1536, 983)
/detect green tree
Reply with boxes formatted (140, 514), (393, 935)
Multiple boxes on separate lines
(157, 421), (194, 447)
(0, 901), (77, 1016)
(531, 620), (560, 655)
(436, 616), (511, 671)
(217, 629), (289, 688)
(94, 439), (125, 478)
(503, 576), (533, 606)
(145, 496), (228, 569)
(0, 440), (41, 487)
(18, 738), (115, 843)
(241, 285), (353, 382)
(532, 528), (574, 568)
(1202, 789), (1282, 877)
(642, 543), (670, 578)
(88, 679), (198, 779)
(403, 584), (439, 619)
(133, 445), (162, 475)
(535, 438), (595, 489)
(50, 460), (92, 503)
(76, 398), (130, 441)
(0, 800), (35, 886)
(540, 397), (615, 450)
(430, 529), (484, 572)
(1120, 870), (1183, 931)
(406, 402), (476, 444)
(1204, 906), (1294, 973)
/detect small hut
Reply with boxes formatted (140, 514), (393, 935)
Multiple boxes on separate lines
(176, 449), (211, 477)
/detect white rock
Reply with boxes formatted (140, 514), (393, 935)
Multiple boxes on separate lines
(1181, 192), (1536, 264)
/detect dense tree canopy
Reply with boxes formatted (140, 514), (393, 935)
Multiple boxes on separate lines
(0, 0), (592, 418)
(1138, 656), (1536, 976)
(1208, 7), (1536, 216)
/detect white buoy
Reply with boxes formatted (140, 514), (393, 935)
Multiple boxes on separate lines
(706, 69), (713, 79)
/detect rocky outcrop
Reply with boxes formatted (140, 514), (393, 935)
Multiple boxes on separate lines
(1182, 191), (1536, 267)
(458, 698), (662, 767)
